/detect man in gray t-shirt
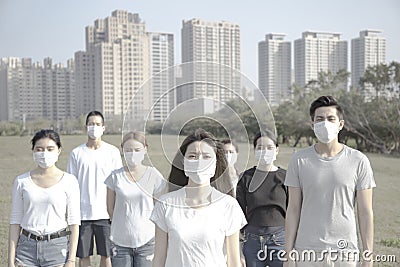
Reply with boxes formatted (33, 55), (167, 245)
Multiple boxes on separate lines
(284, 96), (375, 267)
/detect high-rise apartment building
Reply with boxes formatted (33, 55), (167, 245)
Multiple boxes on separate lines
(351, 30), (386, 98)
(294, 31), (347, 88)
(0, 57), (75, 122)
(148, 32), (175, 121)
(258, 34), (291, 106)
(180, 19), (241, 112)
(75, 10), (174, 121)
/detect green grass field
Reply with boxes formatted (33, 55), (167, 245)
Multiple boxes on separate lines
(0, 134), (399, 266)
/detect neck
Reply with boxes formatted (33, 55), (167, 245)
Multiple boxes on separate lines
(86, 138), (102, 149)
(315, 140), (344, 157)
(185, 182), (212, 199)
(34, 165), (59, 176)
(256, 163), (277, 172)
(125, 163), (144, 172)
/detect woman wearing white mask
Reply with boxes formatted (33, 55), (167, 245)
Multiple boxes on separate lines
(105, 131), (166, 267)
(221, 139), (240, 197)
(151, 129), (247, 267)
(236, 130), (287, 267)
(9, 129), (80, 267)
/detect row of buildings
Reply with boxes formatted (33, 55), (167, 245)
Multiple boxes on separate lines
(0, 10), (386, 123)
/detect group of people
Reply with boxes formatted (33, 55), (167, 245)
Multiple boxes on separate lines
(8, 95), (375, 267)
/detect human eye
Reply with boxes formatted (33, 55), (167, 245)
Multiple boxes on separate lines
(187, 154), (197, 159)
(202, 154), (212, 160)
(328, 117), (337, 122)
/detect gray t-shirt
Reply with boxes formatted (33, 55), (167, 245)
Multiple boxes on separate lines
(284, 145), (376, 251)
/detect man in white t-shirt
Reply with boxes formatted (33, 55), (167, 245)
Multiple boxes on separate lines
(67, 111), (122, 267)
(284, 96), (375, 267)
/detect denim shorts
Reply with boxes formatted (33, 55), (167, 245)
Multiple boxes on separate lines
(110, 238), (155, 267)
(15, 233), (69, 267)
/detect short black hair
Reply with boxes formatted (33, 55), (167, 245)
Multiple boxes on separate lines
(253, 129), (278, 148)
(221, 139), (239, 153)
(31, 129), (62, 150)
(309, 96), (344, 120)
(86, 111), (104, 125)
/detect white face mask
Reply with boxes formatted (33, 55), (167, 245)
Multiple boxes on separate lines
(225, 153), (238, 167)
(313, 121), (339, 144)
(33, 151), (59, 169)
(254, 149), (276, 165)
(184, 158), (216, 185)
(87, 125), (104, 139)
(124, 151), (145, 167)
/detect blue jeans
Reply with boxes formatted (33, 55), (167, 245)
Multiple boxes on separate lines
(243, 227), (285, 267)
(15, 234), (69, 267)
(110, 239), (154, 267)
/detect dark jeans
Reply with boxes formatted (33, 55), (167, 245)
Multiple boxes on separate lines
(243, 226), (285, 267)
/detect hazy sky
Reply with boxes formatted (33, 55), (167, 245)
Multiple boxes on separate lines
(0, 0), (399, 84)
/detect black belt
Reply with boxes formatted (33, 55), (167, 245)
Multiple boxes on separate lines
(22, 228), (71, 241)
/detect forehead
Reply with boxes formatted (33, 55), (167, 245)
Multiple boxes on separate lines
(223, 143), (236, 152)
(123, 139), (144, 149)
(34, 137), (57, 147)
(256, 136), (275, 146)
(87, 115), (103, 124)
(314, 106), (339, 117)
(186, 141), (215, 154)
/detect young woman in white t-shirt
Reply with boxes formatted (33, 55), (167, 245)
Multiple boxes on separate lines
(151, 128), (247, 267)
(105, 131), (166, 267)
(8, 129), (80, 267)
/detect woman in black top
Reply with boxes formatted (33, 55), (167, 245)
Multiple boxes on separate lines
(236, 130), (287, 267)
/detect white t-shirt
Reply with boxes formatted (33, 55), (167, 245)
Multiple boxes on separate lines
(67, 142), (122, 220)
(284, 145), (376, 251)
(10, 172), (80, 235)
(105, 166), (166, 248)
(150, 187), (247, 267)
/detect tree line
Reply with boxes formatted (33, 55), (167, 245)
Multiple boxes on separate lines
(1, 62), (399, 155)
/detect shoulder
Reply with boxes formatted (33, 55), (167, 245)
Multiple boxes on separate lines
(343, 145), (369, 161)
(240, 166), (256, 179)
(148, 167), (164, 178)
(292, 146), (315, 159)
(62, 173), (80, 187)
(111, 167), (125, 176)
(214, 190), (242, 213)
(158, 188), (184, 203)
(14, 172), (31, 185)
(108, 167), (126, 181)
(71, 143), (86, 152)
(102, 141), (120, 151)
(275, 167), (287, 178)
(69, 144), (87, 157)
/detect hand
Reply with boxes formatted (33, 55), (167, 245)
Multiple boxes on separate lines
(240, 256), (246, 267)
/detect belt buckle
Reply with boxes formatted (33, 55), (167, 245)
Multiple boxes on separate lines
(35, 235), (44, 241)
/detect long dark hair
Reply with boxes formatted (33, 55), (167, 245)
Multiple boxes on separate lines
(168, 128), (234, 196)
